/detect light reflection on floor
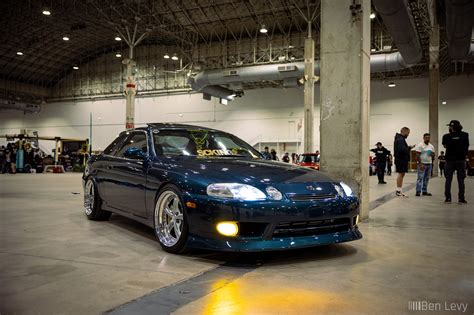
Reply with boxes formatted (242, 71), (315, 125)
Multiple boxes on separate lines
(194, 278), (348, 315)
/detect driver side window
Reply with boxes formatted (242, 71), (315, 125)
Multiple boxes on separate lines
(115, 132), (148, 158)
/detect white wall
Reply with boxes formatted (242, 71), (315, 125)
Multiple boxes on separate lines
(1, 76), (473, 156)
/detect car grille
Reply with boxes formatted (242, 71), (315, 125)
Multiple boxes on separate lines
(273, 218), (351, 237)
(287, 194), (336, 202)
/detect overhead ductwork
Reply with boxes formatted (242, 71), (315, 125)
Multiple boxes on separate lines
(445, 0), (474, 61)
(372, 0), (423, 65)
(189, 52), (413, 99)
(0, 99), (41, 113)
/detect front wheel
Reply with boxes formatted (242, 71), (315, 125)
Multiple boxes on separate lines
(154, 185), (189, 254)
(84, 178), (112, 221)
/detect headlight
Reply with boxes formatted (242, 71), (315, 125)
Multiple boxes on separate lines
(266, 186), (283, 200)
(340, 182), (353, 196)
(207, 183), (266, 201)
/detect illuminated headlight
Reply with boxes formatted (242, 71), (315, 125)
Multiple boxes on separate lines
(207, 183), (266, 201)
(340, 182), (353, 196)
(216, 221), (239, 236)
(266, 186), (283, 200)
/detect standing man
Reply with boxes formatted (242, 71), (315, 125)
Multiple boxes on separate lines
(442, 120), (469, 204)
(414, 133), (435, 196)
(370, 142), (390, 184)
(394, 127), (412, 197)
(261, 146), (271, 160)
(438, 151), (446, 177)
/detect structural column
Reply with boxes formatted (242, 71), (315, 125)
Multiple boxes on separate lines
(320, 0), (370, 219)
(303, 37), (315, 153)
(124, 46), (137, 130)
(429, 24), (440, 176)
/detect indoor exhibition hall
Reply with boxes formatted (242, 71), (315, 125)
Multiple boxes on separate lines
(0, 0), (473, 314)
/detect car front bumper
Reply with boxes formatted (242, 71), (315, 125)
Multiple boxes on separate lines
(184, 194), (362, 251)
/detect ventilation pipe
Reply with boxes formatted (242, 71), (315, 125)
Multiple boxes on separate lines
(372, 0), (423, 65)
(445, 0), (474, 60)
(188, 52), (412, 99)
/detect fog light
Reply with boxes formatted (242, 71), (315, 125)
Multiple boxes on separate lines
(216, 221), (239, 236)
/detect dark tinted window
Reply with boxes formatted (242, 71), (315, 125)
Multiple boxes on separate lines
(103, 133), (127, 155)
(115, 131), (148, 158)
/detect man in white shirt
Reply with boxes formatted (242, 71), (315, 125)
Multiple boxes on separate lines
(415, 133), (436, 196)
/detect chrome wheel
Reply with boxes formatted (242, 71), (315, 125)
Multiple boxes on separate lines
(155, 190), (184, 247)
(84, 179), (94, 215)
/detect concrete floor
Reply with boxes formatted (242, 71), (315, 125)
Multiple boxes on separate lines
(0, 172), (473, 314)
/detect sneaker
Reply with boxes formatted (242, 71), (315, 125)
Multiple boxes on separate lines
(396, 191), (409, 198)
(381, 181), (387, 184)
(415, 192), (421, 197)
(445, 197), (451, 203)
(422, 192), (432, 196)
(458, 199), (467, 204)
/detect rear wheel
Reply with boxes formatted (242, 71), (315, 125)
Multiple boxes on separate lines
(84, 178), (112, 221)
(154, 185), (188, 253)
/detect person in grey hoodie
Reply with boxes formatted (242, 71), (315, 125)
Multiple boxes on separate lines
(394, 127), (412, 197)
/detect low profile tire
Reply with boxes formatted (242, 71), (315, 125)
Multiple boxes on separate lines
(153, 184), (189, 254)
(84, 178), (112, 221)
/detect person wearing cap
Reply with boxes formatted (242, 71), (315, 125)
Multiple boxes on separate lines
(414, 133), (435, 197)
(370, 142), (390, 184)
(442, 120), (470, 204)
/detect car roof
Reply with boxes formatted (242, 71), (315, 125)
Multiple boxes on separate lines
(147, 123), (220, 132)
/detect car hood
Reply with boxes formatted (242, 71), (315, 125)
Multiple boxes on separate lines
(155, 156), (339, 194)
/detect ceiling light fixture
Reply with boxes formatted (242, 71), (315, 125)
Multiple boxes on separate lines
(62, 36), (70, 41)
(163, 53), (170, 59)
(73, 65), (79, 70)
(114, 36), (121, 41)
(388, 82), (396, 88)
(16, 51), (23, 56)
(171, 53), (179, 60)
(371, 48), (376, 52)
(42, 10), (51, 16)
(115, 52), (122, 58)
(260, 25), (268, 33)
(370, 13), (376, 19)
(288, 44), (294, 49)
(442, 101), (447, 105)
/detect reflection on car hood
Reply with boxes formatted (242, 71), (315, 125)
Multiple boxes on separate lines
(156, 156), (333, 185)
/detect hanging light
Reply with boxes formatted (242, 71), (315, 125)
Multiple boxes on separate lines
(163, 53), (170, 59)
(171, 53), (179, 60)
(370, 13), (376, 19)
(260, 24), (268, 33)
(114, 36), (121, 41)
(388, 82), (396, 88)
(73, 65), (79, 70)
(442, 101), (447, 105)
(42, 9), (51, 16)
(115, 52), (122, 58)
(16, 51), (24, 56)
(62, 36), (70, 41)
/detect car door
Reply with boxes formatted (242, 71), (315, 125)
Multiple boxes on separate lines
(105, 131), (148, 218)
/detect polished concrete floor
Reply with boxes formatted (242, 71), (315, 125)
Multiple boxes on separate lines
(0, 172), (473, 314)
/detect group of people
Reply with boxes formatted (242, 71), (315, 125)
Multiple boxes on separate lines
(261, 147), (307, 164)
(393, 120), (469, 203)
(0, 142), (45, 174)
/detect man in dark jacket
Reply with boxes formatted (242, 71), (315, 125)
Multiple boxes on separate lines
(370, 142), (390, 184)
(442, 120), (469, 203)
(394, 127), (412, 197)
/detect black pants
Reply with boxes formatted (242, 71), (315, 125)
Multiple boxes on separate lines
(439, 163), (445, 177)
(376, 162), (386, 183)
(387, 164), (392, 175)
(444, 161), (466, 200)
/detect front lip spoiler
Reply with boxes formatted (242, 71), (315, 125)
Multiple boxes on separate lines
(187, 228), (362, 252)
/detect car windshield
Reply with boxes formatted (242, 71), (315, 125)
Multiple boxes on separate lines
(152, 128), (262, 159)
(299, 154), (320, 163)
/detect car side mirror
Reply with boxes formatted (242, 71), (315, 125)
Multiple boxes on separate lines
(124, 147), (146, 159)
